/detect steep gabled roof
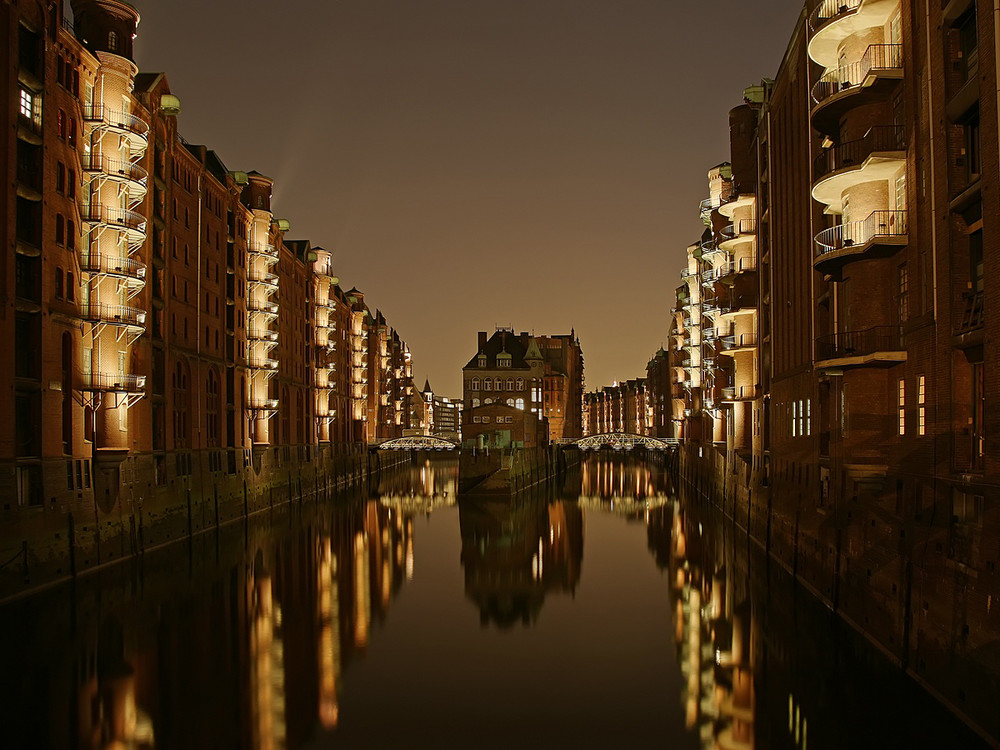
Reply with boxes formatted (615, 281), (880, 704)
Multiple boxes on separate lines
(463, 330), (530, 370)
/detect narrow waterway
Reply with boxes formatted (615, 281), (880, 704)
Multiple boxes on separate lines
(0, 457), (989, 749)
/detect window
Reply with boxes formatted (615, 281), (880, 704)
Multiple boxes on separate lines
(495, 378), (503, 390)
(506, 378), (514, 390)
(56, 163), (65, 194)
(472, 398), (480, 407)
(516, 378), (524, 390)
(473, 416), (481, 423)
(55, 268), (64, 299)
(897, 379), (906, 436)
(507, 398), (514, 407)
(471, 377), (480, 390)
(483, 379), (492, 391)
(67, 169), (75, 198)
(917, 374), (926, 436)
(792, 401), (797, 438)
(516, 398), (525, 410)
(19, 89), (33, 120)
(67, 220), (75, 250)
(108, 31), (118, 52)
(482, 416), (490, 423)
(897, 263), (908, 323)
(478, 355), (486, 368)
(961, 106), (981, 184)
(972, 362), (984, 470)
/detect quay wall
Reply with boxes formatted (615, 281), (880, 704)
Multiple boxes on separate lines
(0, 444), (410, 603)
(679, 445), (1000, 747)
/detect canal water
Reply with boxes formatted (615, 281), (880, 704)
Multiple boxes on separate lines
(0, 457), (990, 749)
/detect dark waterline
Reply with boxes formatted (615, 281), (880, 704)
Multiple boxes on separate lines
(0, 457), (989, 749)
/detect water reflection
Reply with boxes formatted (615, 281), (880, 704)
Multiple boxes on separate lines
(0, 457), (989, 749)
(458, 497), (583, 628)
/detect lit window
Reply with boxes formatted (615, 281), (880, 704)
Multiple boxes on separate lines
(792, 401), (797, 438)
(108, 31), (118, 52)
(897, 379), (905, 436)
(19, 89), (33, 119)
(472, 398), (480, 407)
(515, 398), (525, 410)
(917, 374), (926, 436)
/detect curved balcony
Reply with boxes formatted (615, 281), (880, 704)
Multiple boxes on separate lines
(814, 209), (907, 274)
(720, 332), (758, 355)
(249, 242), (279, 261)
(813, 126), (906, 209)
(249, 355), (279, 371)
(808, 0), (900, 69)
(247, 329), (278, 343)
(81, 154), (148, 200)
(78, 371), (146, 393)
(81, 302), (146, 332)
(248, 398), (279, 415)
(721, 384), (759, 401)
(719, 218), (757, 251)
(78, 203), (147, 244)
(81, 104), (149, 152)
(811, 44), (903, 133)
(248, 267), (279, 290)
(248, 301), (279, 319)
(815, 325), (905, 369)
(717, 193), (755, 220)
(79, 253), (146, 286)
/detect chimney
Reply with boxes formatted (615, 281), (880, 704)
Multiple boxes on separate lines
(478, 331), (487, 350)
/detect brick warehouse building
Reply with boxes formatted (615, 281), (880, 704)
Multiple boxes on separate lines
(669, 0), (1000, 740)
(0, 0), (420, 597)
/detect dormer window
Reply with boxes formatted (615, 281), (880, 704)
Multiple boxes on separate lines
(478, 355), (486, 368)
(108, 31), (118, 52)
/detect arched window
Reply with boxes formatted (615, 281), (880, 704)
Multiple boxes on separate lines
(484, 398), (493, 405)
(471, 377), (480, 390)
(495, 378), (503, 390)
(516, 398), (525, 410)
(506, 378), (514, 390)
(472, 398), (480, 407)
(506, 398), (514, 407)
(483, 379), (492, 391)
(108, 31), (118, 52)
(516, 378), (524, 390)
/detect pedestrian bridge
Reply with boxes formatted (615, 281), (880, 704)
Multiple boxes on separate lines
(569, 432), (678, 452)
(375, 435), (460, 451)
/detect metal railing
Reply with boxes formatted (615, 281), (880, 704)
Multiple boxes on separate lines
(809, 0), (861, 32)
(812, 44), (903, 106)
(722, 332), (758, 350)
(816, 325), (902, 360)
(79, 253), (146, 280)
(248, 268), (279, 286)
(81, 302), (146, 327)
(61, 16), (75, 34)
(249, 242), (278, 259)
(81, 154), (148, 185)
(81, 104), (149, 139)
(814, 126), (906, 181)
(247, 329), (278, 342)
(248, 399), (279, 411)
(722, 384), (759, 400)
(815, 210), (908, 257)
(78, 204), (147, 233)
(249, 356), (279, 370)
(79, 371), (146, 392)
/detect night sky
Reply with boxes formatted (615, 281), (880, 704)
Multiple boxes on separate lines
(130, 0), (803, 395)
